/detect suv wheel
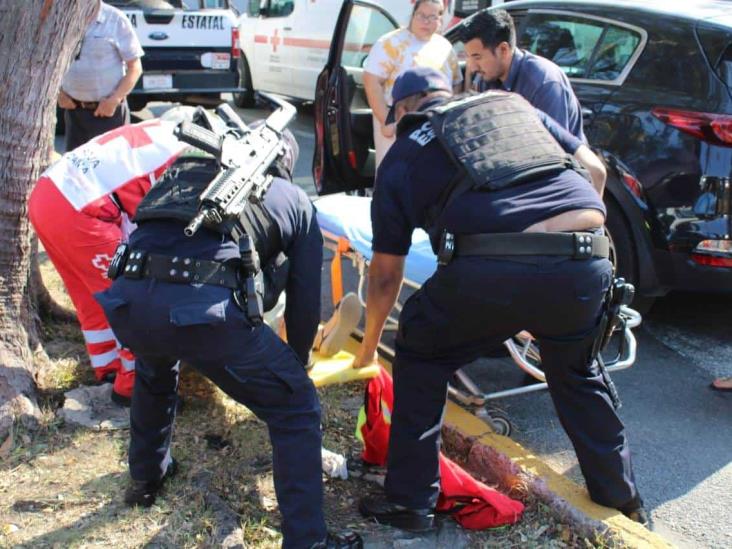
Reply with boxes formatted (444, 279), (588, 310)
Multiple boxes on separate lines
(605, 197), (655, 313)
(233, 56), (256, 108)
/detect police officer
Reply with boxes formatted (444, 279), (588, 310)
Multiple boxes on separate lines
(463, 9), (585, 141)
(95, 115), (362, 549)
(58, 1), (144, 150)
(353, 67), (647, 530)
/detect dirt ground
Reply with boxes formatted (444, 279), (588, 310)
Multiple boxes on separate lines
(0, 258), (624, 548)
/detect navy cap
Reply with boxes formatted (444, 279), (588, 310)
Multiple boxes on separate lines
(385, 67), (452, 125)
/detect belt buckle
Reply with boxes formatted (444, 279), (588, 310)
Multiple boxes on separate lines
(437, 231), (455, 266)
(123, 250), (146, 279)
(573, 233), (594, 259)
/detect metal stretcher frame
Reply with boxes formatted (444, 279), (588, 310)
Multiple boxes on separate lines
(317, 198), (641, 430)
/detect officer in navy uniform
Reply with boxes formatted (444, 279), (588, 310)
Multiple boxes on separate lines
(353, 67), (647, 530)
(95, 120), (362, 549)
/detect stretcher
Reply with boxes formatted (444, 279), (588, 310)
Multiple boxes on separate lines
(315, 193), (641, 435)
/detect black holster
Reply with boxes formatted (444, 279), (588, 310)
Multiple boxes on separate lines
(591, 277), (635, 409)
(236, 235), (264, 326)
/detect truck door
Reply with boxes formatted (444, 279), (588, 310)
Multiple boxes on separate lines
(252, 0), (296, 94)
(312, 0), (398, 195)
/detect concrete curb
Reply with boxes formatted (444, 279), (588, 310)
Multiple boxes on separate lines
(441, 401), (671, 548)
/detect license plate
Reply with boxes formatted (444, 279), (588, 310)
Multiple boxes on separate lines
(201, 52), (231, 70)
(142, 74), (173, 90)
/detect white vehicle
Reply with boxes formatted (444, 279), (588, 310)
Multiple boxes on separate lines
(236, 0), (494, 106)
(108, 0), (246, 110)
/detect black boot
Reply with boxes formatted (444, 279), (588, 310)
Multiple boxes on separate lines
(124, 459), (178, 508)
(111, 390), (132, 407)
(618, 496), (650, 528)
(359, 494), (435, 532)
(309, 531), (363, 548)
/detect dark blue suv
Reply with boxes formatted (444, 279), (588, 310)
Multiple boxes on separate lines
(314, 0), (732, 306)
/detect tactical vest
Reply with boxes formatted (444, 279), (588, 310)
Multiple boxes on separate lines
(134, 155), (281, 265)
(426, 91), (574, 192)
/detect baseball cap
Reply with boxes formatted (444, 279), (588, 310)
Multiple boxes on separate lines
(385, 67), (452, 125)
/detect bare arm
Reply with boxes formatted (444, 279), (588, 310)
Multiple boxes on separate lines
(574, 144), (606, 197)
(352, 252), (405, 368)
(95, 57), (143, 117)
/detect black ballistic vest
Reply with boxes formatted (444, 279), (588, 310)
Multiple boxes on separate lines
(134, 155), (281, 265)
(426, 91), (574, 192)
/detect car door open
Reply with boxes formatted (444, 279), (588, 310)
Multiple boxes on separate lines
(313, 0), (398, 195)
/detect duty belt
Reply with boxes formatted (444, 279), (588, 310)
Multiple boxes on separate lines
(437, 231), (609, 266)
(120, 249), (240, 289)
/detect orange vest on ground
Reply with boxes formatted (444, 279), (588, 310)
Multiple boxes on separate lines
(357, 367), (524, 529)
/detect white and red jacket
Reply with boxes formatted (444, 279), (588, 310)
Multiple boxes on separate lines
(30, 119), (189, 398)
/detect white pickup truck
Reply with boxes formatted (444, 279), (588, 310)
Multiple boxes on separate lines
(108, 0), (246, 110)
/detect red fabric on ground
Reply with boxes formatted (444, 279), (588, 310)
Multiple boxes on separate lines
(359, 366), (524, 529)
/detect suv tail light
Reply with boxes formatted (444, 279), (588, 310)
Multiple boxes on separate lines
(692, 239), (732, 268)
(231, 28), (240, 59)
(652, 108), (732, 148)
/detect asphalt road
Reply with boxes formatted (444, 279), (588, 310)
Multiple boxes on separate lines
(58, 98), (731, 548)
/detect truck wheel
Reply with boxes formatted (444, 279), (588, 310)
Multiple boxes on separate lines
(605, 197), (655, 313)
(233, 56), (256, 108)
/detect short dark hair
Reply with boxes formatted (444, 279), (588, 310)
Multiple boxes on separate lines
(461, 9), (516, 51)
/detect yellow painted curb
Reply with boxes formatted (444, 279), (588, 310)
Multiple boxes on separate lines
(342, 336), (670, 548)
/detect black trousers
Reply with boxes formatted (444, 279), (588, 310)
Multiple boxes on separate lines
(63, 100), (130, 151)
(97, 280), (326, 548)
(384, 255), (639, 511)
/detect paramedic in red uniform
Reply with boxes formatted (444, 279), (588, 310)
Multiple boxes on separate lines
(29, 115), (188, 405)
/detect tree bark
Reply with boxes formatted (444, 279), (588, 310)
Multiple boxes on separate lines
(0, 0), (98, 437)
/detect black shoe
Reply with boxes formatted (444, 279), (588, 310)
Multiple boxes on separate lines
(111, 390), (132, 407)
(309, 531), (363, 549)
(358, 494), (435, 532)
(618, 496), (650, 528)
(100, 372), (117, 384)
(124, 459), (178, 508)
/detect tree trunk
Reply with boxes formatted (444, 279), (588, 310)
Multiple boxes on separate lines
(0, 0), (98, 437)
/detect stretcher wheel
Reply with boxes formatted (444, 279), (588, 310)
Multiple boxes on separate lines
(478, 408), (513, 436)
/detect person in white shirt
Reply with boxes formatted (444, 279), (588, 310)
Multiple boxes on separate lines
(363, 0), (462, 169)
(58, 1), (143, 151)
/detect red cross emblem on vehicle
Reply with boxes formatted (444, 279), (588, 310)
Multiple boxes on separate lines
(271, 29), (281, 53)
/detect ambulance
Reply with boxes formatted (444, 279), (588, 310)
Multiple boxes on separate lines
(235, 0), (496, 107)
(107, 0), (245, 110)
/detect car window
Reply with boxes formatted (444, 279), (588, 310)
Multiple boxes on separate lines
(264, 0), (293, 17)
(341, 5), (396, 70)
(519, 14), (604, 77)
(586, 25), (641, 81)
(200, 0), (228, 8)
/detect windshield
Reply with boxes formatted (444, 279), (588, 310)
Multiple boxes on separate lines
(107, 0), (229, 10)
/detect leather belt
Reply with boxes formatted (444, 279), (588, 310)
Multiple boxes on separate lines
(122, 250), (240, 289)
(72, 99), (100, 110)
(446, 231), (609, 262)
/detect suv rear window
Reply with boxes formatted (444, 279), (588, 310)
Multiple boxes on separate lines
(518, 12), (642, 82)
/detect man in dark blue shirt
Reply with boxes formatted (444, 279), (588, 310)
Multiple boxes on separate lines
(463, 9), (585, 141)
(95, 124), (362, 549)
(354, 68), (646, 531)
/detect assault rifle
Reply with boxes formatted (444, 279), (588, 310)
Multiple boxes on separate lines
(173, 93), (296, 238)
